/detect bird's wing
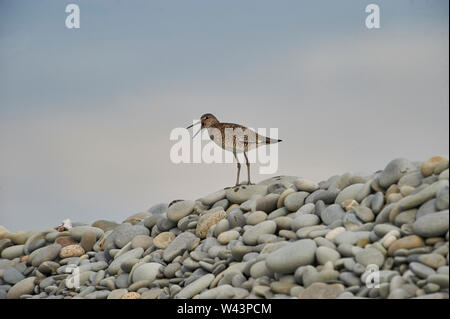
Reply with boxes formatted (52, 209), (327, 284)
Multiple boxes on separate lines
(220, 123), (265, 145)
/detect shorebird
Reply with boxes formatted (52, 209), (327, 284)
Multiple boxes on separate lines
(186, 113), (282, 185)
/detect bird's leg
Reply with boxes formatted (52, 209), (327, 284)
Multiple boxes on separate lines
(244, 152), (253, 185)
(234, 152), (241, 186)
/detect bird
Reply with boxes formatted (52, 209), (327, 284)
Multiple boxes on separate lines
(186, 113), (282, 186)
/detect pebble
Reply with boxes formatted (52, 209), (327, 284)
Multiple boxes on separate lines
(80, 230), (97, 252)
(266, 239), (317, 274)
(163, 232), (199, 262)
(436, 186), (449, 210)
(59, 245), (85, 258)
(153, 232), (175, 249)
(225, 185), (268, 204)
(69, 226), (103, 241)
(320, 204), (345, 225)
(355, 247), (385, 267)
(200, 190), (226, 206)
(195, 209), (226, 238)
(2, 267), (25, 284)
(113, 224), (150, 249)
(1, 245), (24, 259)
(107, 248), (144, 275)
(291, 214), (320, 231)
(371, 192), (385, 214)
(335, 184), (365, 205)
(167, 200), (195, 222)
(387, 235), (425, 255)
(31, 244), (61, 267)
(315, 246), (340, 265)
(413, 210), (449, 237)
(175, 274), (215, 299)
(421, 156), (448, 177)
(354, 207), (375, 223)
(255, 194), (280, 213)
(243, 220), (277, 245)
(284, 192), (309, 211)
(217, 230), (240, 245)
(299, 282), (344, 299)
(246, 211), (267, 225)
(295, 178), (319, 192)
(132, 263), (162, 283)
(378, 158), (416, 188)
(277, 188), (295, 208)
(121, 292), (141, 299)
(6, 277), (36, 299)
(409, 262), (436, 279)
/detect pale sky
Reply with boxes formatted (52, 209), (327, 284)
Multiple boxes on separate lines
(0, 0), (448, 231)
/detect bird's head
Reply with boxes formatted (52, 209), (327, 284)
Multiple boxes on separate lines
(186, 113), (219, 138)
(199, 113), (219, 129)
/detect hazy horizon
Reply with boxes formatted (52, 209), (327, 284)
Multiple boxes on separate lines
(1, 0), (449, 231)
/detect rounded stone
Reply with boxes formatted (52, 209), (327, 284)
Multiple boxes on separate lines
(295, 178), (319, 193)
(69, 226), (104, 241)
(255, 193), (280, 213)
(355, 247), (385, 267)
(316, 246), (340, 265)
(266, 239), (317, 274)
(227, 209), (246, 228)
(163, 232), (199, 262)
(167, 200), (195, 222)
(321, 204), (345, 225)
(2, 267), (25, 284)
(217, 230), (240, 245)
(354, 207), (375, 222)
(410, 262), (436, 279)
(31, 244), (61, 267)
(335, 184), (365, 205)
(113, 224), (150, 249)
(107, 288), (129, 299)
(121, 292), (141, 299)
(387, 235), (425, 255)
(242, 220), (277, 245)
(246, 211), (267, 225)
(436, 187), (449, 210)
(378, 158), (416, 188)
(7, 277), (36, 299)
(55, 236), (78, 248)
(225, 185), (268, 204)
(284, 192), (309, 211)
(80, 230), (97, 252)
(413, 210), (449, 237)
(200, 190), (226, 206)
(291, 214), (320, 231)
(131, 235), (153, 250)
(1, 245), (24, 259)
(153, 232), (175, 249)
(421, 156), (448, 177)
(195, 209), (227, 239)
(175, 274), (215, 299)
(59, 244), (85, 258)
(299, 282), (344, 299)
(418, 254), (447, 269)
(132, 262), (163, 283)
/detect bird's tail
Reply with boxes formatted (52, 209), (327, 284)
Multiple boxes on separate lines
(265, 137), (282, 144)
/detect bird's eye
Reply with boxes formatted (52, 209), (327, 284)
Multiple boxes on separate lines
(205, 117), (209, 119)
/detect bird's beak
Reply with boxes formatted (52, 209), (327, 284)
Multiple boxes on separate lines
(192, 127), (201, 139)
(186, 120), (200, 130)
(187, 120), (201, 139)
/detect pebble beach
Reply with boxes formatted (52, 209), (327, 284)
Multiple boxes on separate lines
(0, 156), (449, 299)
